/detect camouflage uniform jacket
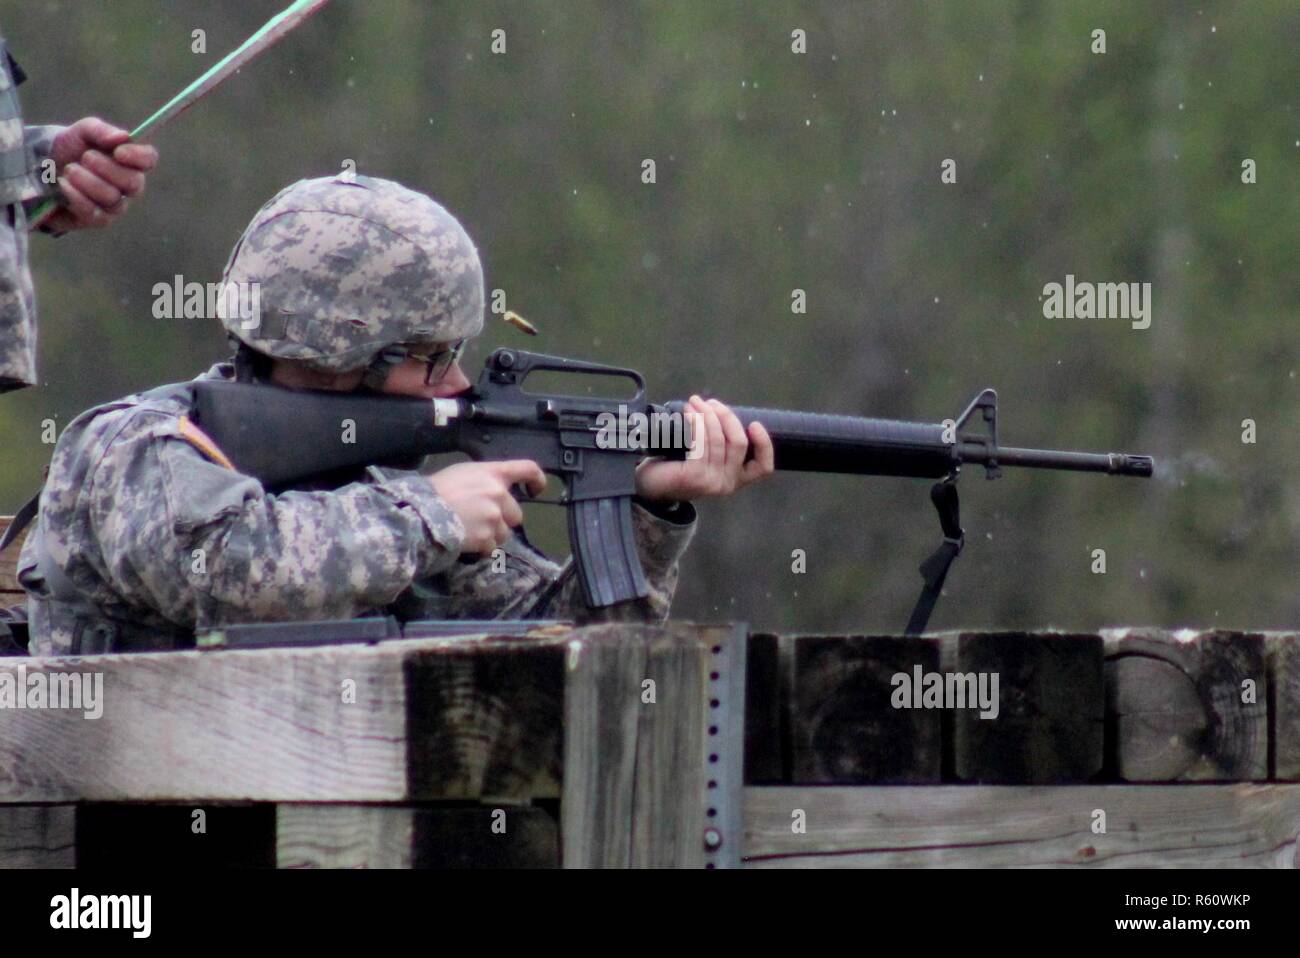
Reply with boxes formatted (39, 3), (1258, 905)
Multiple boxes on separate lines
(0, 28), (61, 391)
(19, 363), (697, 655)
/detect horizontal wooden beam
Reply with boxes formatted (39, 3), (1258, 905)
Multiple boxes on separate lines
(276, 803), (559, 868)
(0, 632), (567, 803)
(0, 805), (74, 868)
(743, 784), (1300, 868)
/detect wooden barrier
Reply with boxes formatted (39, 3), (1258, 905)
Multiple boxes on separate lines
(0, 514), (27, 605)
(1, 621), (1299, 868)
(743, 784), (1300, 868)
(0, 621), (746, 868)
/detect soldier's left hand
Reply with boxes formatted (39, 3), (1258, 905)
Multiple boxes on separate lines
(46, 118), (159, 231)
(635, 395), (775, 502)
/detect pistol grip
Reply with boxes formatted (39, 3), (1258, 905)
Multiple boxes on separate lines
(568, 495), (650, 607)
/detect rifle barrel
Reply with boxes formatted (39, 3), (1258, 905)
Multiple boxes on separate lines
(960, 444), (1154, 477)
(707, 403), (1152, 479)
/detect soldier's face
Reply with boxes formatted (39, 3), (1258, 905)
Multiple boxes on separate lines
(379, 356), (471, 398)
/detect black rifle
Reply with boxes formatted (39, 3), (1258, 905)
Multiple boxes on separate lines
(188, 348), (1153, 632)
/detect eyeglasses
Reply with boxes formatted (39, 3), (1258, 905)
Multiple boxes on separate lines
(406, 339), (467, 385)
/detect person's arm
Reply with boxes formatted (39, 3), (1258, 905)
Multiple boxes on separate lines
(90, 426), (466, 628)
(23, 124), (60, 176)
(406, 395), (771, 624)
(427, 498), (697, 622)
(25, 118), (158, 233)
(20, 125), (63, 226)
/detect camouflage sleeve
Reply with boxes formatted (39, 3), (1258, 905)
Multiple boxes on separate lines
(91, 429), (467, 628)
(21, 124), (60, 205)
(23, 123), (59, 164)
(427, 499), (697, 623)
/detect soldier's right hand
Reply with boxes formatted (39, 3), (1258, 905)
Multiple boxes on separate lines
(428, 460), (547, 554)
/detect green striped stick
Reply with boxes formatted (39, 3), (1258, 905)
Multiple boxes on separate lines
(28, 0), (332, 231)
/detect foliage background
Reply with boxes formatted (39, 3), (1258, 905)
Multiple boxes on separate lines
(1, 0), (1296, 633)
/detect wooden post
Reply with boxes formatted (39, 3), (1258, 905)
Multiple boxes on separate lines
(561, 622), (744, 868)
(787, 635), (941, 783)
(1267, 633), (1300, 780)
(744, 632), (786, 783)
(1103, 629), (1267, 781)
(403, 642), (564, 799)
(945, 632), (1104, 783)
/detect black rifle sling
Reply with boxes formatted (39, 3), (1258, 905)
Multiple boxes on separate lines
(904, 478), (964, 636)
(0, 490), (39, 555)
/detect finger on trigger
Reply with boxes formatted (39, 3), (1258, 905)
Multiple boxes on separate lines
(501, 493), (525, 527)
(498, 459), (547, 497)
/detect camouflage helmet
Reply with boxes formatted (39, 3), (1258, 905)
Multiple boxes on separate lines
(219, 174), (484, 374)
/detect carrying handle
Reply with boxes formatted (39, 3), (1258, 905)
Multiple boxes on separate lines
(484, 348), (646, 404)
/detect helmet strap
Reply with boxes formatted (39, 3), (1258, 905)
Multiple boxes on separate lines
(231, 340), (272, 384)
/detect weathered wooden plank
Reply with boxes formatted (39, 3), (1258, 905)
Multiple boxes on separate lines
(0, 515), (26, 596)
(743, 785), (1300, 868)
(1268, 633), (1300, 780)
(0, 632), (570, 803)
(946, 632), (1104, 783)
(1103, 629), (1267, 781)
(0, 804), (74, 868)
(560, 626), (644, 868)
(76, 803), (276, 867)
(276, 803), (559, 868)
(413, 805), (558, 868)
(631, 626), (709, 866)
(561, 623), (723, 868)
(404, 642), (564, 799)
(788, 635), (941, 783)
(277, 804), (413, 868)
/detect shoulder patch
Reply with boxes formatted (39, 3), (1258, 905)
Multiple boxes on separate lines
(177, 415), (236, 470)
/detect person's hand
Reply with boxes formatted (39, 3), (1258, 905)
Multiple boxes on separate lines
(45, 118), (159, 232)
(428, 460), (547, 554)
(634, 396), (775, 501)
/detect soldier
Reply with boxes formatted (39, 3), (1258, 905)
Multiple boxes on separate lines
(1, 26), (159, 391)
(17, 175), (774, 654)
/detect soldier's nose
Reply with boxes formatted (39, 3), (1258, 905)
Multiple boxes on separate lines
(432, 362), (470, 397)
